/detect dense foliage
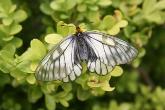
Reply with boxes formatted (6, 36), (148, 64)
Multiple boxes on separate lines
(0, 0), (165, 110)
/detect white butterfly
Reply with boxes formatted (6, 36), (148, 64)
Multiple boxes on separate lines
(35, 27), (138, 82)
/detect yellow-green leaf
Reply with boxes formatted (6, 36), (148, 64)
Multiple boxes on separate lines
(30, 62), (38, 71)
(26, 74), (36, 84)
(45, 34), (63, 44)
(101, 81), (115, 91)
(111, 66), (123, 77)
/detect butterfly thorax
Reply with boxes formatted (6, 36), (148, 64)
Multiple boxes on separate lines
(76, 33), (97, 62)
(76, 33), (88, 61)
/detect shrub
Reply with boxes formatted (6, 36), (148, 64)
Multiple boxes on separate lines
(0, 0), (165, 110)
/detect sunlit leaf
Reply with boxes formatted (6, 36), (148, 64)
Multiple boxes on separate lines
(45, 94), (56, 110)
(26, 74), (36, 84)
(111, 66), (123, 77)
(44, 34), (63, 44)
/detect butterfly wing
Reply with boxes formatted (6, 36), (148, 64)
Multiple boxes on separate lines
(35, 36), (82, 82)
(84, 32), (138, 75)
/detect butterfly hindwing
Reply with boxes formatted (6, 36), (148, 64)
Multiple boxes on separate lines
(35, 36), (82, 82)
(85, 32), (138, 75)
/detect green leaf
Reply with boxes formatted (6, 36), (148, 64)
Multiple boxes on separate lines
(28, 86), (43, 103)
(0, 64), (10, 73)
(10, 69), (26, 80)
(78, 23), (88, 32)
(41, 83), (58, 94)
(143, 0), (156, 14)
(9, 24), (22, 35)
(86, 11), (100, 23)
(99, 11), (128, 35)
(75, 72), (89, 89)
(0, 74), (10, 87)
(50, 1), (61, 11)
(101, 81), (115, 91)
(56, 92), (73, 107)
(57, 21), (68, 35)
(109, 100), (119, 110)
(61, 83), (72, 92)
(0, 0), (12, 13)
(89, 6), (99, 11)
(131, 32), (148, 47)
(111, 66), (123, 77)
(77, 4), (87, 12)
(16, 61), (33, 73)
(45, 94), (56, 110)
(98, 0), (112, 7)
(55, 91), (68, 98)
(155, 0), (165, 10)
(140, 85), (150, 96)
(144, 11), (163, 24)
(8, 37), (23, 48)
(65, 0), (77, 10)
(138, 48), (146, 58)
(57, 21), (76, 36)
(20, 39), (46, 61)
(44, 33), (63, 44)
(0, 45), (15, 73)
(123, 25), (136, 38)
(2, 17), (13, 25)
(13, 10), (27, 22)
(59, 100), (69, 107)
(9, 4), (16, 13)
(108, 20), (128, 35)
(64, 93), (73, 101)
(87, 75), (101, 88)
(3, 44), (16, 56)
(40, 3), (54, 15)
(101, 15), (116, 29)
(2, 36), (14, 41)
(132, 58), (141, 68)
(30, 62), (38, 72)
(60, 14), (69, 19)
(26, 74), (36, 84)
(77, 87), (91, 101)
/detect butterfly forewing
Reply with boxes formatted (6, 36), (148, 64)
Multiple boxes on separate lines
(35, 36), (82, 82)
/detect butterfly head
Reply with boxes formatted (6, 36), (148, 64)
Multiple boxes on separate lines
(75, 26), (84, 37)
(76, 26), (83, 33)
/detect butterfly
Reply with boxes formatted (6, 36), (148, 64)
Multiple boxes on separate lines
(35, 27), (138, 82)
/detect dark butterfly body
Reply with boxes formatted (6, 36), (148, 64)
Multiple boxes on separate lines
(35, 28), (138, 82)
(76, 32), (97, 62)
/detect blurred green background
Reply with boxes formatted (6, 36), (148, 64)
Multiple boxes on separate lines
(0, 0), (165, 110)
